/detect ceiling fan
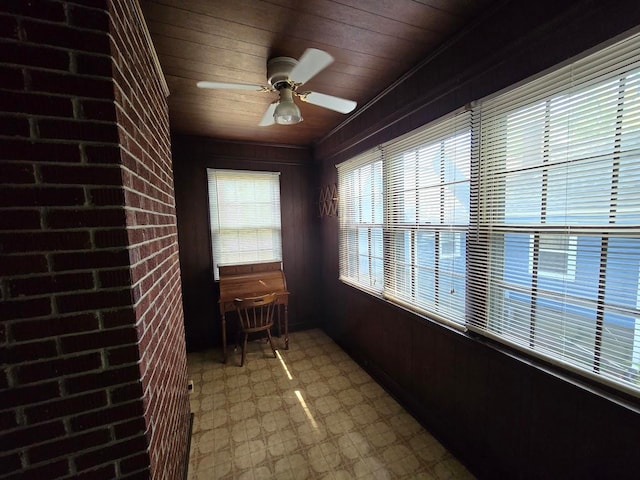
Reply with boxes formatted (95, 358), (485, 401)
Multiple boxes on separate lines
(196, 48), (357, 126)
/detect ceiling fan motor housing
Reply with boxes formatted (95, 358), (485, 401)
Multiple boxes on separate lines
(267, 56), (298, 89)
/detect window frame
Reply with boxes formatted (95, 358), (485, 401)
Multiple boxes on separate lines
(206, 169), (282, 281)
(337, 30), (640, 398)
(337, 150), (384, 294)
(338, 110), (472, 329)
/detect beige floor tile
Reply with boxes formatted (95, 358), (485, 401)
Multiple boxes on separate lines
(186, 329), (474, 479)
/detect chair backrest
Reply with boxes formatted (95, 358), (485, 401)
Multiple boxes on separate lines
(234, 293), (278, 333)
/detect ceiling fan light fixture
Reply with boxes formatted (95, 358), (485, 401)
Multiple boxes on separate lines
(274, 87), (302, 125)
(197, 48), (356, 127)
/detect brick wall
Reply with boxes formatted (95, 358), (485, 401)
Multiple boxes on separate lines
(108, 1), (190, 478)
(0, 1), (190, 479)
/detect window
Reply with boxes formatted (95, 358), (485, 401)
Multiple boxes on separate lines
(337, 150), (384, 292)
(468, 32), (640, 395)
(338, 111), (471, 326)
(385, 113), (471, 324)
(530, 234), (577, 281)
(338, 31), (640, 396)
(207, 169), (282, 280)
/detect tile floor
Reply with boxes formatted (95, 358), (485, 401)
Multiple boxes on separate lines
(186, 328), (474, 480)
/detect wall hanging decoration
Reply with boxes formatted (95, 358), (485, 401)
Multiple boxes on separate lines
(319, 183), (338, 217)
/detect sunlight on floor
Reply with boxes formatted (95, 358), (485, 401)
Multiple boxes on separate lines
(186, 328), (474, 479)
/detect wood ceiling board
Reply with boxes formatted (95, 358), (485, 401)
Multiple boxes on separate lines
(264, 0), (462, 37)
(141, 0), (496, 146)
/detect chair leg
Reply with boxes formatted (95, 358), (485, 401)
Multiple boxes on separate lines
(266, 328), (277, 358)
(241, 333), (248, 367)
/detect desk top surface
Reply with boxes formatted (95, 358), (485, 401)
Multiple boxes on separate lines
(218, 262), (288, 305)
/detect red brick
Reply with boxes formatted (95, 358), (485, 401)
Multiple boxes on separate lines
(9, 272), (94, 297)
(5, 459), (69, 479)
(120, 452), (150, 474)
(28, 428), (112, 464)
(11, 313), (99, 341)
(99, 268), (132, 288)
(0, 91), (73, 117)
(52, 249), (130, 271)
(0, 453), (24, 476)
(0, 13), (17, 39)
(94, 229), (129, 248)
(84, 144), (122, 164)
(65, 364), (140, 394)
(138, 328), (155, 362)
(38, 118), (119, 143)
(0, 42), (69, 70)
(113, 416), (146, 440)
(1, 209), (41, 229)
(119, 469), (151, 480)
(1, 0), (66, 21)
(23, 20), (110, 54)
(75, 464), (117, 480)
(70, 401), (143, 431)
(107, 344), (140, 367)
(16, 352), (102, 385)
(66, 0), (108, 9)
(0, 116), (29, 137)
(56, 288), (133, 314)
(25, 390), (108, 424)
(0, 186), (85, 207)
(40, 164), (122, 186)
(0, 230), (90, 253)
(90, 187), (126, 206)
(7, 339), (58, 363)
(60, 327), (137, 354)
(76, 53), (113, 77)
(30, 69), (114, 99)
(75, 434), (147, 471)
(68, 4), (110, 32)
(0, 364), (7, 389)
(0, 381), (59, 409)
(0, 420), (66, 449)
(0, 65), (24, 90)
(0, 253), (48, 276)
(0, 410), (18, 430)
(82, 99), (117, 121)
(0, 138), (81, 162)
(0, 296), (51, 320)
(110, 380), (143, 404)
(0, 162), (34, 184)
(101, 308), (137, 328)
(47, 207), (126, 229)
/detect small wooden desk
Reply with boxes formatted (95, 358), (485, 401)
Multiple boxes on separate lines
(218, 262), (289, 363)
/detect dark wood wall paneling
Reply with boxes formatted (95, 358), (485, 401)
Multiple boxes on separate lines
(315, 0), (640, 477)
(172, 136), (320, 351)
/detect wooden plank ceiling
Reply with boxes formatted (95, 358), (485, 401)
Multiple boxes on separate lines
(140, 0), (493, 146)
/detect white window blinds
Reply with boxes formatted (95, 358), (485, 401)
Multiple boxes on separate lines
(337, 31), (640, 396)
(337, 149), (384, 293)
(384, 112), (472, 325)
(468, 32), (640, 395)
(207, 169), (282, 280)
(337, 110), (472, 327)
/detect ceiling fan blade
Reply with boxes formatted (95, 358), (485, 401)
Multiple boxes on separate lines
(196, 81), (266, 91)
(299, 91), (357, 114)
(258, 102), (277, 126)
(289, 49), (334, 85)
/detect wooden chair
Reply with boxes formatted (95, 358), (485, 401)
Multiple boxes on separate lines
(233, 293), (278, 367)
